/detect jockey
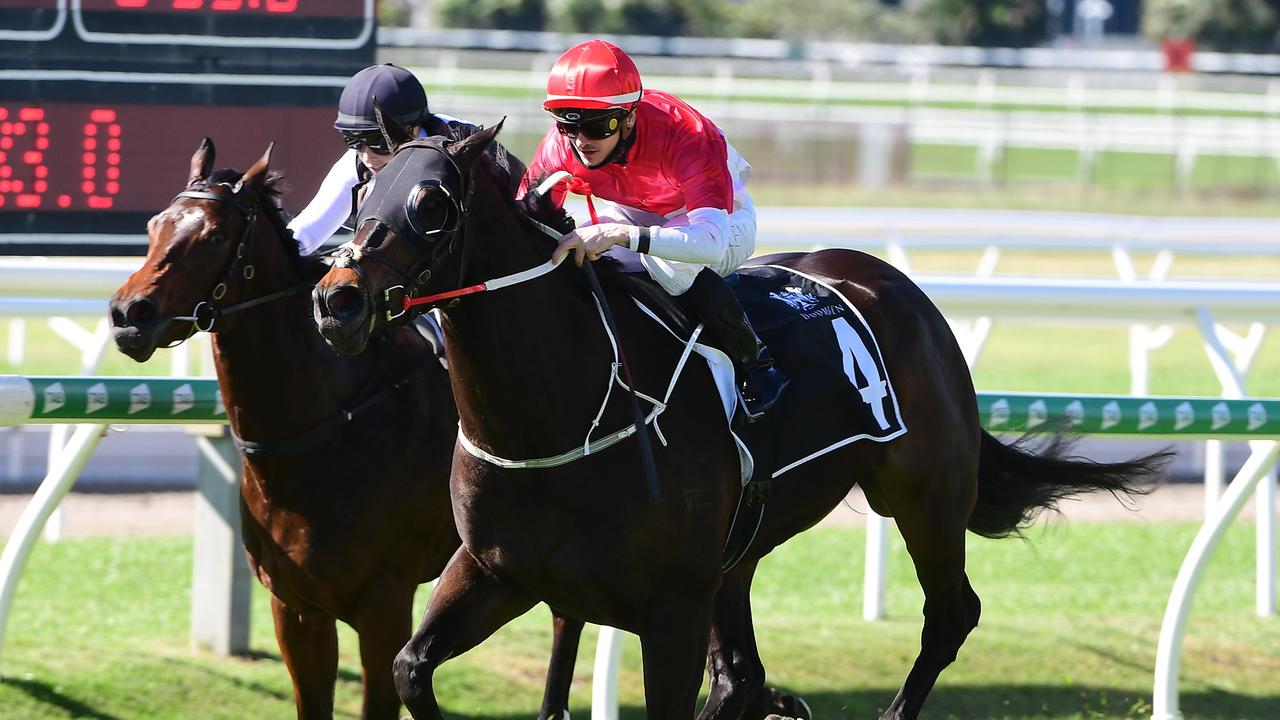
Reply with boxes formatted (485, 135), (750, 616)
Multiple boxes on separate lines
(517, 39), (788, 419)
(289, 63), (485, 255)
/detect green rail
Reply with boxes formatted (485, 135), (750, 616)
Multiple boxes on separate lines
(0, 376), (225, 426)
(1, 376), (1278, 438)
(978, 391), (1279, 439)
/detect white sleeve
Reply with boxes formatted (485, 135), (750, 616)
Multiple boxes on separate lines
(641, 207), (730, 266)
(287, 151), (361, 255)
(634, 139), (758, 275)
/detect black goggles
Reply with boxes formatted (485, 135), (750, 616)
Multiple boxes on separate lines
(341, 129), (391, 154)
(554, 112), (625, 141)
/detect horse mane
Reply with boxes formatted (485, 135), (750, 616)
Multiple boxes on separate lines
(201, 168), (328, 281)
(441, 125), (575, 239)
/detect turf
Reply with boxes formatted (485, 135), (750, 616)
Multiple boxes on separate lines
(0, 521), (1274, 719)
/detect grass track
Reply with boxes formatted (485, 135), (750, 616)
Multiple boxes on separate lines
(0, 521), (1276, 719)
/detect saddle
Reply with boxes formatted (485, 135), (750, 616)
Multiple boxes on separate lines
(602, 249), (908, 570)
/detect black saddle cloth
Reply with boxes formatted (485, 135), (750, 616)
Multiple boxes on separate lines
(606, 249), (907, 482)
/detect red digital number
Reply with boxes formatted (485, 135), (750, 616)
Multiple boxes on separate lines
(112, 0), (299, 10)
(83, 109), (122, 209)
(0, 106), (122, 210)
(0, 107), (50, 209)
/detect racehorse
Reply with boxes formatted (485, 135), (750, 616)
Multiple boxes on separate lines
(309, 116), (1169, 720)
(107, 139), (583, 720)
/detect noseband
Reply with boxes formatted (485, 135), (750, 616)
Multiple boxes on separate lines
(325, 137), (471, 326)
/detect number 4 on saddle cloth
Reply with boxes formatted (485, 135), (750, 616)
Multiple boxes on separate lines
(605, 251), (908, 568)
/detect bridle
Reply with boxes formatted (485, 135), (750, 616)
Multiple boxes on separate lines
(324, 137), (471, 329)
(149, 184), (308, 346)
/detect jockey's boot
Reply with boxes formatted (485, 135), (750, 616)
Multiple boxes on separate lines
(680, 268), (789, 420)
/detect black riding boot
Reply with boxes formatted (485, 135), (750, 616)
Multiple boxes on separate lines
(679, 268), (789, 420)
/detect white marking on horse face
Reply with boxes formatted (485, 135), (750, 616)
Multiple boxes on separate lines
(147, 205), (209, 259)
(175, 208), (206, 231)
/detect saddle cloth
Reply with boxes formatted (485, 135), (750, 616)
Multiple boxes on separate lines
(732, 264), (907, 479)
(607, 249), (908, 482)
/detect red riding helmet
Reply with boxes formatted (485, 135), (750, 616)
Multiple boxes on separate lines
(544, 39), (643, 112)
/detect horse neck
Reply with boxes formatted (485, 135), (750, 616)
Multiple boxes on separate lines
(441, 197), (633, 457)
(209, 214), (373, 439)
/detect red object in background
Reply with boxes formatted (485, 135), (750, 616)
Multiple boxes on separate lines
(1162, 38), (1196, 73)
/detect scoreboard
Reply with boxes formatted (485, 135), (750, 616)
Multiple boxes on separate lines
(0, 0), (376, 251)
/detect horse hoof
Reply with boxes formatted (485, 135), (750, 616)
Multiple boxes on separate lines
(753, 687), (812, 719)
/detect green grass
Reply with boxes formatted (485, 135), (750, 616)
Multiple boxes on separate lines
(1, 522), (1275, 719)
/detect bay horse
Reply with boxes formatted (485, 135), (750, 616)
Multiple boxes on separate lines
(107, 139), (583, 720)
(310, 117), (1168, 720)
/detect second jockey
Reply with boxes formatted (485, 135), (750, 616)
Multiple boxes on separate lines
(289, 63), (521, 255)
(518, 39), (788, 419)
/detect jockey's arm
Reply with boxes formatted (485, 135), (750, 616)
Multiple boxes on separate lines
(630, 139), (756, 275)
(287, 151), (360, 255)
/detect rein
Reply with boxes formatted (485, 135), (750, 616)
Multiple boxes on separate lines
(421, 171), (664, 498)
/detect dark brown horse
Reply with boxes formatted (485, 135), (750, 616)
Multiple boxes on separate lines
(107, 139), (583, 720)
(310, 119), (1168, 720)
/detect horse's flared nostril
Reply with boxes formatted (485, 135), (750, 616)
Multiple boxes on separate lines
(124, 298), (159, 330)
(325, 285), (366, 324)
(109, 303), (128, 328)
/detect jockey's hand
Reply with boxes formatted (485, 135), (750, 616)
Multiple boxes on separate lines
(553, 223), (630, 267)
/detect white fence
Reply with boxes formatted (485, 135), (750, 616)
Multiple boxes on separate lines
(381, 27), (1280, 77)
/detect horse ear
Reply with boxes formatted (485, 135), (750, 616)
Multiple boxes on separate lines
(235, 142), (274, 199)
(188, 137), (215, 186)
(450, 118), (504, 169)
(373, 97), (414, 152)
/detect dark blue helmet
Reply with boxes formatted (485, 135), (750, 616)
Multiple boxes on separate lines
(334, 63), (428, 132)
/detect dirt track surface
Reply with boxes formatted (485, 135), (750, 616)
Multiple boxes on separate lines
(1, 484), (1268, 540)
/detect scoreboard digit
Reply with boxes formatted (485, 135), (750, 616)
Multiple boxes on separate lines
(0, 0), (375, 251)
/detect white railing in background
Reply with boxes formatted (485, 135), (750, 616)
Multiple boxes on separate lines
(401, 62), (1280, 117)
(379, 27), (1280, 77)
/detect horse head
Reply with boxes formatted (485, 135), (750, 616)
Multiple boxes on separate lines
(109, 137), (288, 361)
(312, 105), (504, 356)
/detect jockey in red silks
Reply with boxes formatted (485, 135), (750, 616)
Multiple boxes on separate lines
(517, 39), (788, 419)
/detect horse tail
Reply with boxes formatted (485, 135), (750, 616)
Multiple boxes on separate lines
(967, 430), (1172, 539)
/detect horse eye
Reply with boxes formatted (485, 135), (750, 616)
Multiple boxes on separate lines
(209, 232), (227, 244)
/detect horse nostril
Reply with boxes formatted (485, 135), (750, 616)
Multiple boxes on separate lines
(124, 298), (159, 330)
(109, 304), (128, 328)
(325, 286), (366, 324)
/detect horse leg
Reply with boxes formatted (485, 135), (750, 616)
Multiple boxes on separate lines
(271, 595), (339, 719)
(393, 547), (537, 719)
(878, 474), (982, 720)
(639, 596), (714, 720)
(696, 561), (765, 720)
(697, 561), (811, 720)
(538, 610), (585, 720)
(352, 583), (416, 720)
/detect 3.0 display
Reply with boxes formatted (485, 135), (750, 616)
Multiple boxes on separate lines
(0, 95), (343, 237)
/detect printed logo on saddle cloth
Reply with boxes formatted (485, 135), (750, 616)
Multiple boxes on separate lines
(732, 265), (907, 478)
